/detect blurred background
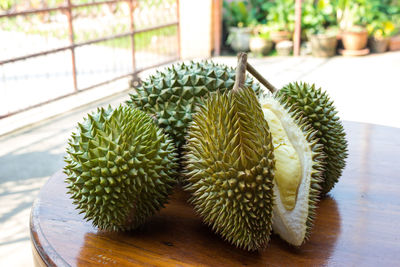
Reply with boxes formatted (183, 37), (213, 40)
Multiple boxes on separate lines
(0, 0), (399, 266)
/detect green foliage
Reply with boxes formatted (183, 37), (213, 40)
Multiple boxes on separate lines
(264, 0), (295, 32)
(337, 0), (372, 28)
(336, 0), (400, 31)
(302, 0), (338, 35)
(301, 0), (399, 34)
(364, 0), (400, 36)
(248, 0), (273, 24)
(258, 25), (271, 39)
(252, 25), (271, 39)
(223, 0), (253, 28)
(0, 0), (19, 11)
(223, 0), (275, 26)
(367, 20), (396, 38)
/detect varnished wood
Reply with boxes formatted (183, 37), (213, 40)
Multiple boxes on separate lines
(30, 121), (400, 266)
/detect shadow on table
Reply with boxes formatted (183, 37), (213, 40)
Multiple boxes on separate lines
(76, 191), (341, 266)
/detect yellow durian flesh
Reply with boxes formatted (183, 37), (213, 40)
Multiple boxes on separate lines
(263, 108), (301, 211)
(261, 95), (322, 247)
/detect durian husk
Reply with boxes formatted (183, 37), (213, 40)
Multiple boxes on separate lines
(64, 106), (178, 231)
(261, 94), (325, 246)
(127, 61), (263, 151)
(276, 82), (348, 195)
(184, 54), (275, 251)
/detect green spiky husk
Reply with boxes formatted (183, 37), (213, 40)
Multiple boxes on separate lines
(266, 94), (325, 245)
(127, 61), (263, 151)
(184, 87), (275, 251)
(64, 106), (178, 231)
(276, 82), (348, 195)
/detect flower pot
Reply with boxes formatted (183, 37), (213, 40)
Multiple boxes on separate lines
(389, 35), (400, 51)
(249, 37), (273, 56)
(369, 37), (389, 53)
(270, 31), (292, 44)
(310, 34), (338, 57)
(342, 28), (368, 50)
(276, 41), (293, 56)
(228, 27), (252, 52)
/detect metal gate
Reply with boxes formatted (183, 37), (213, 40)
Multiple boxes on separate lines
(0, 0), (180, 118)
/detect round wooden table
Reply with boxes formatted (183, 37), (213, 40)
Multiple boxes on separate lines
(30, 121), (400, 266)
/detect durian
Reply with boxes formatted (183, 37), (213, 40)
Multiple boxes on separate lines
(64, 106), (178, 231)
(184, 54), (275, 251)
(276, 82), (348, 194)
(245, 65), (347, 195)
(127, 60), (262, 150)
(261, 94), (325, 246)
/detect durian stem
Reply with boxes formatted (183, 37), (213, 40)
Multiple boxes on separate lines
(246, 63), (278, 94)
(233, 53), (248, 92)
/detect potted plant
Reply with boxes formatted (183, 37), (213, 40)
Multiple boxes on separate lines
(276, 40), (293, 56)
(249, 25), (273, 56)
(367, 20), (396, 53)
(303, 0), (338, 57)
(223, 0), (253, 52)
(390, 34), (400, 51)
(342, 25), (368, 50)
(309, 28), (338, 57)
(388, 5), (400, 51)
(363, 0), (399, 53)
(337, 0), (369, 51)
(264, 0), (295, 44)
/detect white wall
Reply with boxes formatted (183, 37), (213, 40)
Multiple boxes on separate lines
(179, 0), (213, 59)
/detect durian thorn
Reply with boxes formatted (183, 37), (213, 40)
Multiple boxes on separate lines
(232, 53), (248, 93)
(245, 62), (278, 94)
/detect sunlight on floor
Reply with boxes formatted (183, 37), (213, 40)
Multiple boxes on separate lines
(0, 176), (48, 267)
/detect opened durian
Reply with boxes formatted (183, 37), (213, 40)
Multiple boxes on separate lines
(276, 82), (348, 194)
(184, 54), (275, 251)
(64, 106), (178, 231)
(127, 61), (262, 150)
(245, 65), (348, 195)
(261, 94), (325, 246)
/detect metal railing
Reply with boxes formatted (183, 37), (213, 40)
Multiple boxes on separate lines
(0, 0), (180, 118)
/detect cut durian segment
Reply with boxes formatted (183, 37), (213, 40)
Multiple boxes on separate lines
(64, 106), (178, 231)
(261, 94), (325, 246)
(276, 82), (348, 195)
(263, 108), (302, 211)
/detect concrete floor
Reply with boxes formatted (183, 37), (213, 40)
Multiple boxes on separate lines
(0, 52), (399, 266)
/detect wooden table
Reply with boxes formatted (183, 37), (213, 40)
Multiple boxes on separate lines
(30, 121), (400, 266)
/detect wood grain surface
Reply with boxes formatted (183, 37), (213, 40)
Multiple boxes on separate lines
(30, 121), (400, 266)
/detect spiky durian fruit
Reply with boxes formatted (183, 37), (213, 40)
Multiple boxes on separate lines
(64, 106), (178, 231)
(184, 54), (275, 251)
(276, 82), (348, 195)
(261, 94), (325, 246)
(127, 61), (262, 150)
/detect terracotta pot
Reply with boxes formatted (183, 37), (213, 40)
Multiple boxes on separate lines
(310, 34), (338, 57)
(228, 27), (252, 52)
(276, 41), (293, 56)
(369, 37), (389, 53)
(270, 31), (292, 44)
(389, 35), (400, 51)
(342, 28), (368, 50)
(249, 37), (273, 56)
